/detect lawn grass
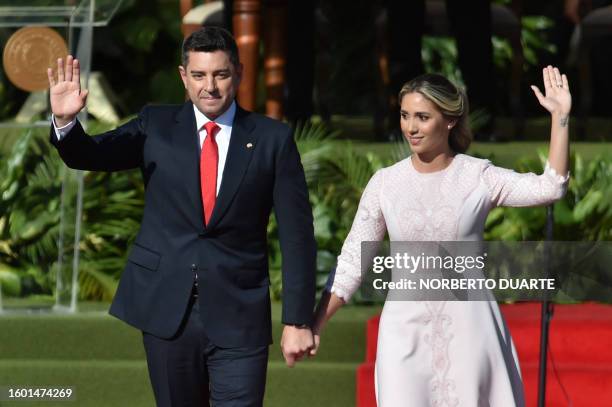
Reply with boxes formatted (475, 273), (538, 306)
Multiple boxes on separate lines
(0, 303), (380, 406)
(0, 303), (381, 363)
(0, 360), (358, 407)
(0, 360), (154, 407)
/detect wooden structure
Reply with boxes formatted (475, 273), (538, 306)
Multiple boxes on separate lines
(180, 0), (524, 134)
(180, 0), (286, 119)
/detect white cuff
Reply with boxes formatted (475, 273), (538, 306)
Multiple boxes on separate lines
(328, 286), (351, 303)
(325, 267), (353, 302)
(544, 161), (570, 184)
(52, 115), (77, 140)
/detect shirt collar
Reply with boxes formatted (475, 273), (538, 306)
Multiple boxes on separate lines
(193, 101), (236, 132)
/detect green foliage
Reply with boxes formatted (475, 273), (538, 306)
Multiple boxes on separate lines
(119, 16), (161, 52)
(0, 264), (21, 296)
(485, 151), (611, 241)
(423, 14), (555, 84)
(0, 129), (143, 301)
(267, 121), (391, 300)
(1, 125), (609, 304)
(557, 154), (611, 240)
(104, 0), (183, 109)
(422, 36), (463, 84)
(0, 130), (63, 296)
(490, 0), (557, 67)
(520, 16), (557, 67)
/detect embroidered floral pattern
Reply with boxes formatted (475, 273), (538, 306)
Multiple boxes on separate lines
(328, 171), (386, 301)
(423, 301), (459, 407)
(326, 154), (568, 405)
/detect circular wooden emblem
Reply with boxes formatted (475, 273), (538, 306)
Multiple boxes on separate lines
(3, 26), (69, 92)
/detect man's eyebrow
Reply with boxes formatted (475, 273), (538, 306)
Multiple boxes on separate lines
(189, 69), (231, 74)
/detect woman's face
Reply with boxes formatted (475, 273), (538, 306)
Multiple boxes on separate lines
(400, 92), (454, 156)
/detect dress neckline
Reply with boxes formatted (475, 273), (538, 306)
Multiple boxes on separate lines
(408, 154), (461, 175)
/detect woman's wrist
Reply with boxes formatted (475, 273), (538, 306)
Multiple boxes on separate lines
(551, 111), (570, 127)
(312, 311), (326, 335)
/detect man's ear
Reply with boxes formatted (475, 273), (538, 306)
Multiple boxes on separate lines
(178, 65), (187, 87)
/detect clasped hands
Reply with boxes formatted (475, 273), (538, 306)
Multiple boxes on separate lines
(280, 324), (321, 367)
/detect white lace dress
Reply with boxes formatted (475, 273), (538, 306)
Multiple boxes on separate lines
(327, 154), (569, 407)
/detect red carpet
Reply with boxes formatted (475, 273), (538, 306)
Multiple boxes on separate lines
(356, 302), (612, 407)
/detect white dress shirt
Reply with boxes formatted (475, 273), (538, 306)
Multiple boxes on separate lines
(194, 101), (235, 196)
(52, 101), (236, 197)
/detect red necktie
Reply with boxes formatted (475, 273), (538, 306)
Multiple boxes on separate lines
(200, 121), (220, 225)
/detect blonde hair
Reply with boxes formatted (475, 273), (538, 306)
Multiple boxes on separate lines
(399, 73), (472, 153)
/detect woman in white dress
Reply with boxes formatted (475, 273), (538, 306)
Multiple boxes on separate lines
(311, 66), (571, 406)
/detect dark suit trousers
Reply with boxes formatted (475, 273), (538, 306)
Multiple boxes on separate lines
(142, 294), (269, 407)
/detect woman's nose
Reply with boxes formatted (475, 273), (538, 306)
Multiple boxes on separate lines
(408, 119), (418, 134)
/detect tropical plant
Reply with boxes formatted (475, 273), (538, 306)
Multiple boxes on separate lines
(551, 154), (610, 240)
(0, 130), (63, 297)
(0, 128), (143, 301)
(2, 124), (609, 304)
(485, 151), (612, 241)
(268, 121), (387, 300)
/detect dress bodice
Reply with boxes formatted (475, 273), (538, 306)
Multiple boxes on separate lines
(328, 154), (569, 301)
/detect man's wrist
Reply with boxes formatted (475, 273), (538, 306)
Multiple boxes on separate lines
(54, 115), (76, 128)
(285, 323), (310, 329)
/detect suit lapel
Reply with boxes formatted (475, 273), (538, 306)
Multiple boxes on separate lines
(170, 101), (204, 228)
(206, 106), (257, 229)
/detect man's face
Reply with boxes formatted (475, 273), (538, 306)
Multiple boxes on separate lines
(179, 50), (242, 119)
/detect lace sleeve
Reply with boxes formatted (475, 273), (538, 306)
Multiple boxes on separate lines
(326, 170), (387, 302)
(482, 160), (570, 207)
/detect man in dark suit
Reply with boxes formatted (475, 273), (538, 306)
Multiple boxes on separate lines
(47, 27), (317, 406)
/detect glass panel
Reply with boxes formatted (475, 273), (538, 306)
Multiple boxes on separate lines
(0, 0), (122, 313)
(0, 0), (123, 28)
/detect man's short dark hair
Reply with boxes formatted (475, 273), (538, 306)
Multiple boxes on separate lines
(181, 26), (240, 68)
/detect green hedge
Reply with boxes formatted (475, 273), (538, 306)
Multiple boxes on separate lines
(1, 124), (610, 303)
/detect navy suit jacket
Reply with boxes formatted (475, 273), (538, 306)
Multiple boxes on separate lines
(50, 102), (317, 347)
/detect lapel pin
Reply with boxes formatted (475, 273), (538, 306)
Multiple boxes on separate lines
(246, 143), (253, 149)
